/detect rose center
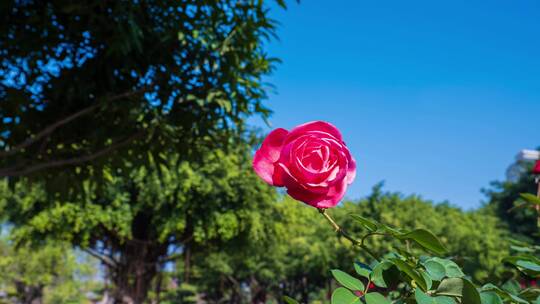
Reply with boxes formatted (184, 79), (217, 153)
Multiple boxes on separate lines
(300, 143), (334, 172)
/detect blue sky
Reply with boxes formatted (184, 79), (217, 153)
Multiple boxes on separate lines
(250, 0), (540, 209)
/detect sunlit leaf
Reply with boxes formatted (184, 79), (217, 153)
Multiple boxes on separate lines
(331, 269), (365, 291)
(331, 287), (361, 304)
(364, 292), (391, 304)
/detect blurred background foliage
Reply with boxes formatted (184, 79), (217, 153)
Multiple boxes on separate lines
(0, 156), (535, 303)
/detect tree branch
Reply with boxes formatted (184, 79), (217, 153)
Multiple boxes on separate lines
(84, 248), (118, 269)
(0, 131), (144, 177)
(0, 89), (147, 158)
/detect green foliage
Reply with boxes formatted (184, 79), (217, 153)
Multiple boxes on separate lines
(307, 212), (540, 304)
(0, 237), (98, 304)
(0, 0), (280, 194)
(331, 269), (365, 291)
(2, 140), (279, 302)
(338, 185), (511, 282)
(187, 184), (514, 303)
(484, 157), (539, 240)
(331, 287), (361, 304)
(1, 1), (285, 299)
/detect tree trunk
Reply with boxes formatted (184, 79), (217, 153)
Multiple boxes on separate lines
(183, 213), (194, 284)
(110, 239), (170, 304)
(301, 276), (309, 303)
(154, 270), (163, 304)
(108, 212), (168, 304)
(14, 281), (43, 304)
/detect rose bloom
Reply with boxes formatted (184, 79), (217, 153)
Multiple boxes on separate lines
(252, 121), (356, 208)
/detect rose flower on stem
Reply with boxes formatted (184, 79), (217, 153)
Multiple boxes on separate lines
(252, 121), (377, 260)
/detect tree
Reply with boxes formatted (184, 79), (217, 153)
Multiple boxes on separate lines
(2, 139), (279, 303)
(0, 237), (97, 304)
(483, 155), (539, 241)
(189, 198), (337, 303)
(183, 185), (512, 303)
(0, 0), (279, 186)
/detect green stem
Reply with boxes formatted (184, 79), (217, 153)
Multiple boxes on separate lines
(318, 208), (379, 262)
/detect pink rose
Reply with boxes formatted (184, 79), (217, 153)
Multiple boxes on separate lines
(252, 121), (356, 208)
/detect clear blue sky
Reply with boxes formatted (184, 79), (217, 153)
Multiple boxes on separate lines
(250, 0), (540, 209)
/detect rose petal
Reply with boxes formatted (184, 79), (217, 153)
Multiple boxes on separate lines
(314, 178), (348, 208)
(346, 152), (357, 184)
(252, 128), (289, 185)
(284, 121), (343, 144)
(285, 183), (327, 207)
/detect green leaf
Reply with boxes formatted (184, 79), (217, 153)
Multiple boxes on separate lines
(481, 283), (528, 304)
(437, 278), (464, 297)
(518, 287), (540, 302)
(423, 259), (447, 281)
(502, 279), (521, 295)
(436, 278), (481, 304)
(364, 292), (391, 304)
(504, 254), (540, 273)
(444, 262), (465, 278)
(379, 223), (403, 236)
(510, 245), (535, 253)
(398, 229), (447, 255)
(416, 287), (435, 304)
(331, 269), (365, 291)
(391, 259), (427, 291)
(350, 214), (378, 231)
(516, 260), (540, 272)
(430, 257), (465, 278)
(416, 289), (456, 304)
(480, 291), (503, 304)
(420, 269), (433, 290)
(354, 262), (371, 279)
(283, 296), (300, 304)
(331, 287), (361, 304)
(370, 261), (394, 288)
(520, 193), (540, 206)
(435, 297), (457, 304)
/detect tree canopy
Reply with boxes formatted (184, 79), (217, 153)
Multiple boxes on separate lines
(0, 0), (280, 189)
